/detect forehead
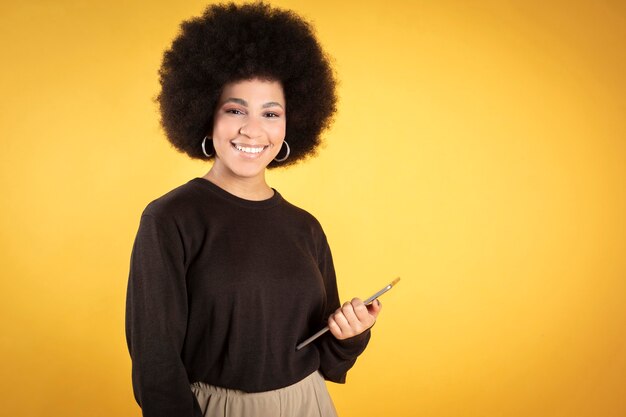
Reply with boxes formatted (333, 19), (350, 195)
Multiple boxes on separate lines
(219, 78), (285, 104)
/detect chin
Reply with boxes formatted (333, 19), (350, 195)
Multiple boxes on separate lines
(228, 162), (270, 179)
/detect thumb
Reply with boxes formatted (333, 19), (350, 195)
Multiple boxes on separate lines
(367, 298), (382, 318)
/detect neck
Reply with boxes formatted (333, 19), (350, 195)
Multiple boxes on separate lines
(203, 166), (274, 201)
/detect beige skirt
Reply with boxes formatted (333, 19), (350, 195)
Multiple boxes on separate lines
(190, 371), (338, 417)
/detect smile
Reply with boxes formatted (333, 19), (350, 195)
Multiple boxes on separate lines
(231, 142), (269, 155)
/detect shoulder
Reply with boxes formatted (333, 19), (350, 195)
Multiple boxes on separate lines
(280, 196), (320, 223)
(135, 180), (212, 246)
(278, 197), (328, 242)
(141, 179), (205, 220)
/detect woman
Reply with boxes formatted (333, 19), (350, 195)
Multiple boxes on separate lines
(126, 3), (381, 416)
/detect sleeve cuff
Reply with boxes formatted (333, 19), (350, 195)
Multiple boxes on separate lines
(331, 328), (372, 358)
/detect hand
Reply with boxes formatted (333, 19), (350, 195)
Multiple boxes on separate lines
(328, 298), (382, 340)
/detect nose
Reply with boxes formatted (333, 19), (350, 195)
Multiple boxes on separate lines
(239, 115), (263, 138)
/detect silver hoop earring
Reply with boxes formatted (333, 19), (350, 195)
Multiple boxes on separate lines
(274, 140), (290, 162)
(201, 136), (213, 158)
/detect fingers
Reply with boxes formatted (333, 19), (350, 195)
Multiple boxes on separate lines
(367, 298), (382, 319)
(327, 302), (351, 339)
(327, 310), (345, 339)
(340, 299), (365, 333)
(327, 298), (378, 340)
(343, 298), (367, 326)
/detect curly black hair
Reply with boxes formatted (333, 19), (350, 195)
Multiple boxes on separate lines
(157, 2), (337, 167)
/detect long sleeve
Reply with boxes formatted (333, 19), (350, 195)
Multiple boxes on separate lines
(125, 213), (202, 417)
(126, 179), (369, 396)
(315, 234), (371, 383)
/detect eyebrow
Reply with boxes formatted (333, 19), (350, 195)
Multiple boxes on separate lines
(222, 98), (284, 109)
(262, 101), (284, 109)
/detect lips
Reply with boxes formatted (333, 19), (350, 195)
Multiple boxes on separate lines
(231, 141), (269, 155)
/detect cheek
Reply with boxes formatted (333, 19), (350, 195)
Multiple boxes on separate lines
(212, 114), (236, 136)
(269, 122), (287, 142)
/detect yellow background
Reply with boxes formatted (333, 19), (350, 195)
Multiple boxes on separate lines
(1, 0), (625, 416)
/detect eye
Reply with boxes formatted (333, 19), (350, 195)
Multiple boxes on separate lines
(264, 111), (281, 118)
(225, 108), (245, 115)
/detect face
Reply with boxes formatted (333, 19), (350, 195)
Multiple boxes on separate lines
(210, 78), (286, 181)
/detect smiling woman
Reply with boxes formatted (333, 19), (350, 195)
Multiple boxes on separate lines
(205, 79), (287, 199)
(125, 3), (381, 417)
(156, 3), (337, 168)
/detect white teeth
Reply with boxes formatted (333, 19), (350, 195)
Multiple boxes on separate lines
(234, 144), (265, 154)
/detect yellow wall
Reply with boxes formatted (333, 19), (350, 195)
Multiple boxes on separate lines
(1, 1), (625, 416)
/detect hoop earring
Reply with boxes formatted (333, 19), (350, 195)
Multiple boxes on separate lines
(201, 136), (213, 158)
(274, 140), (290, 162)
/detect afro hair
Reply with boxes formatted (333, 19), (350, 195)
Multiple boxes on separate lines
(157, 2), (338, 167)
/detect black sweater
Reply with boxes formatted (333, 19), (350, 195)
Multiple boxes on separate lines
(126, 178), (370, 417)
